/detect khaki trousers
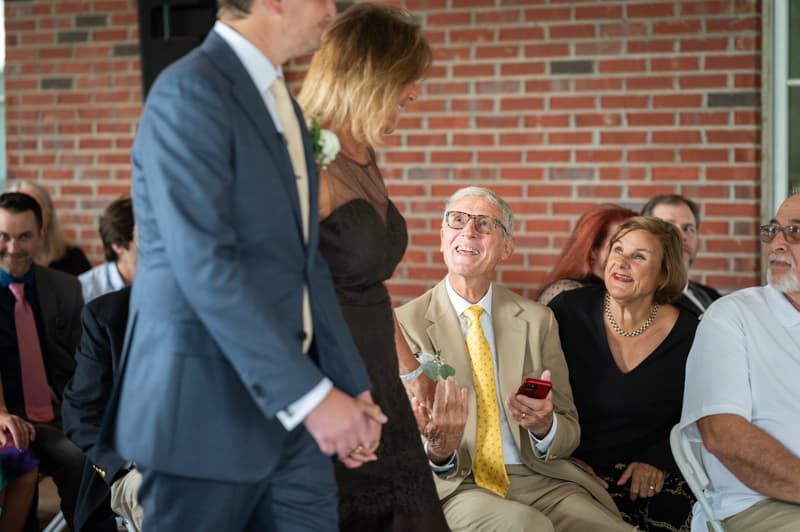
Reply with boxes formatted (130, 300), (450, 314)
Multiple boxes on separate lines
(441, 465), (635, 532)
(111, 468), (144, 532)
(721, 498), (800, 532)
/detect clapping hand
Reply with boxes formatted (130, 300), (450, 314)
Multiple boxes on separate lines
(412, 377), (467, 465)
(404, 372), (436, 410)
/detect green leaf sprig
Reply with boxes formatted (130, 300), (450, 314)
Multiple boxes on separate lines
(417, 349), (456, 382)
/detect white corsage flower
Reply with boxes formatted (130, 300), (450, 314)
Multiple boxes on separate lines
(310, 116), (340, 169)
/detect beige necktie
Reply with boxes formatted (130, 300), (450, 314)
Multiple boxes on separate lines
(269, 77), (312, 353)
(464, 305), (509, 497)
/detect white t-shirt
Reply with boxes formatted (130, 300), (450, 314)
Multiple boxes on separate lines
(679, 285), (800, 522)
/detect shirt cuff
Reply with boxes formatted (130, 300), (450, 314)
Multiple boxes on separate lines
(529, 414), (558, 455)
(276, 378), (333, 431)
(425, 440), (457, 473)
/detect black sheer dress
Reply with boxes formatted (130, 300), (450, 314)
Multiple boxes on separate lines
(318, 148), (448, 532)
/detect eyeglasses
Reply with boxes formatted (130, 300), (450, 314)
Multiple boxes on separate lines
(759, 223), (800, 244)
(445, 211), (507, 235)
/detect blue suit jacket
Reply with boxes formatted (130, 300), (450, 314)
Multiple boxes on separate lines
(109, 31), (371, 482)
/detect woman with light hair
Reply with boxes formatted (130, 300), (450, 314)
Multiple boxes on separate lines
(549, 217), (697, 531)
(14, 181), (90, 275)
(298, 4), (448, 531)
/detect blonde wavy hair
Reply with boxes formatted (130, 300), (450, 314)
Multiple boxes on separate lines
(13, 180), (69, 264)
(297, 3), (432, 147)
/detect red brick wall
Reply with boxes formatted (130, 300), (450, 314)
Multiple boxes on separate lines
(5, 0), (762, 300)
(4, 0), (141, 260)
(376, 0), (763, 301)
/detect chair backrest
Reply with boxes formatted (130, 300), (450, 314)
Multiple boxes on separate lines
(41, 510), (67, 532)
(669, 424), (726, 532)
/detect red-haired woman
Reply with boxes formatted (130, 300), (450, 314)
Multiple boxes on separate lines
(538, 204), (636, 305)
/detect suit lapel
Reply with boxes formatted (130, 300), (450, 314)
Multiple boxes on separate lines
(688, 281), (713, 309)
(492, 286), (526, 451)
(425, 282), (477, 450)
(425, 282), (471, 385)
(201, 32), (304, 239)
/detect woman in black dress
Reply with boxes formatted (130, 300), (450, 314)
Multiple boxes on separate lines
(548, 217), (697, 532)
(298, 4), (448, 531)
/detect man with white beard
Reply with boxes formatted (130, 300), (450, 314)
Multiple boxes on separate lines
(679, 191), (800, 531)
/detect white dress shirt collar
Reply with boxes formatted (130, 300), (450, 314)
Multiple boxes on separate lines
(445, 277), (493, 319)
(213, 20), (281, 92)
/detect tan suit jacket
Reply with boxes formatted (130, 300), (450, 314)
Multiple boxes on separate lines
(396, 280), (618, 514)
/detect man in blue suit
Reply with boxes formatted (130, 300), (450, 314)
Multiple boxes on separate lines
(108, 1), (384, 530)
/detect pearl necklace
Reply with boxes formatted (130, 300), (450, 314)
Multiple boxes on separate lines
(604, 292), (660, 337)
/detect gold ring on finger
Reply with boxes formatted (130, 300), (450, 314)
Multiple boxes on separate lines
(648, 485), (655, 491)
(349, 445), (364, 456)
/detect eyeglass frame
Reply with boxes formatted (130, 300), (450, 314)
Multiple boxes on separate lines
(444, 210), (508, 236)
(759, 223), (800, 244)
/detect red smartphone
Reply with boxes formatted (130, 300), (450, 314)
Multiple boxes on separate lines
(516, 378), (552, 399)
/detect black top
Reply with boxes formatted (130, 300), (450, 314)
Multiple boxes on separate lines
(549, 284), (698, 473)
(0, 267), (48, 415)
(49, 245), (91, 276)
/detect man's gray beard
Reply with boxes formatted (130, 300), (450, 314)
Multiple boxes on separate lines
(767, 255), (800, 293)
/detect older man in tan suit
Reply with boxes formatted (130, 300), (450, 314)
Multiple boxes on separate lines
(396, 186), (633, 532)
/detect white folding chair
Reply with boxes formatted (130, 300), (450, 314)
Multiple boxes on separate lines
(42, 510), (67, 532)
(669, 424), (726, 532)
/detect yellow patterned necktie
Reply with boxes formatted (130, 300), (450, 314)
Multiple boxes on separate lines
(464, 305), (509, 497)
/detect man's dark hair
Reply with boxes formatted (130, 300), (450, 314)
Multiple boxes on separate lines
(640, 194), (701, 228)
(99, 196), (134, 262)
(0, 192), (44, 230)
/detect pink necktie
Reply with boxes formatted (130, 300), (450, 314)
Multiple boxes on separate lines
(9, 282), (54, 422)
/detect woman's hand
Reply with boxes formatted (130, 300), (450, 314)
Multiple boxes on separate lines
(617, 461), (666, 501)
(569, 456), (609, 489)
(404, 372), (436, 410)
(0, 410), (36, 450)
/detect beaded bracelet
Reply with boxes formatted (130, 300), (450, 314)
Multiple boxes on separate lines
(399, 365), (424, 382)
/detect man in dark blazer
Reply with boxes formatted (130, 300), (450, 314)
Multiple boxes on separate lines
(63, 286), (140, 532)
(0, 192), (85, 528)
(642, 194), (721, 316)
(106, 1), (382, 531)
